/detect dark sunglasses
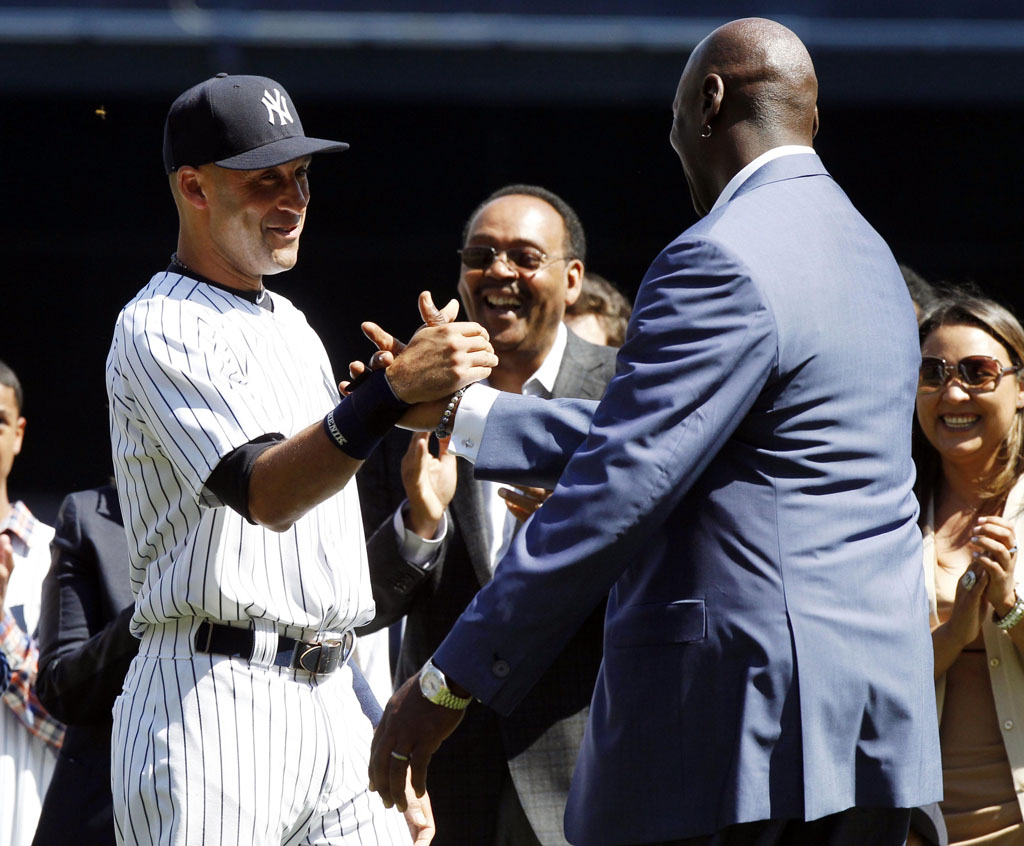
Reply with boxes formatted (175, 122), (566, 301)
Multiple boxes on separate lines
(458, 245), (567, 274)
(917, 355), (1022, 394)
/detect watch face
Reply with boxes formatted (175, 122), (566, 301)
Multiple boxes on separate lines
(420, 667), (443, 699)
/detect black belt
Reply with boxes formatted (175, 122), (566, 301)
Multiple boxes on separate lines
(193, 620), (354, 676)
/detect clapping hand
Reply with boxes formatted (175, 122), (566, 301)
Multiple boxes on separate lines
(402, 432), (457, 539)
(968, 515), (1019, 619)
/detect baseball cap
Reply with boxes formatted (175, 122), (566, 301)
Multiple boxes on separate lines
(162, 73), (348, 174)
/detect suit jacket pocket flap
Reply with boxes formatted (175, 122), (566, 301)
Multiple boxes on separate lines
(608, 599), (706, 647)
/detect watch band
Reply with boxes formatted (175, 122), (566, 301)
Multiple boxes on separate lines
(430, 686), (473, 710)
(994, 591), (1024, 631)
(420, 657), (472, 710)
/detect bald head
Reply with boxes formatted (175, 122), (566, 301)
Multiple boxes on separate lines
(670, 18), (819, 216)
(698, 18), (817, 138)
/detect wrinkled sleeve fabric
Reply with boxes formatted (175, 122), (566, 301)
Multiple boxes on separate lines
(358, 509), (449, 634)
(434, 236), (779, 714)
(356, 432), (453, 634)
(111, 294), (279, 504)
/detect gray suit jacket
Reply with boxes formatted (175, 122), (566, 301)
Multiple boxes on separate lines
(357, 329), (616, 846)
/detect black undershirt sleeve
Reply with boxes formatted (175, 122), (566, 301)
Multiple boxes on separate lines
(203, 433), (286, 523)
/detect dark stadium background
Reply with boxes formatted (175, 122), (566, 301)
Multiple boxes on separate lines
(5, 0), (1024, 519)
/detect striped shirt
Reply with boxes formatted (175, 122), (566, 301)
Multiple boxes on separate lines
(0, 501), (61, 846)
(105, 270), (374, 644)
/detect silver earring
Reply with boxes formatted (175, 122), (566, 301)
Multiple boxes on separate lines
(700, 124), (712, 138)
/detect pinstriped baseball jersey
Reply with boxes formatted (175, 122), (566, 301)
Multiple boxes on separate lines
(105, 269), (375, 638)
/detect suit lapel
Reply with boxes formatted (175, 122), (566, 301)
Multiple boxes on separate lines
(554, 330), (616, 401)
(451, 455), (494, 587)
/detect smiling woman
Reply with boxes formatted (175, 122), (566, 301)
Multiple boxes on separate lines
(913, 291), (1024, 845)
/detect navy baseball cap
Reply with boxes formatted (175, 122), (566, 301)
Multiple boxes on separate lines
(162, 73), (348, 174)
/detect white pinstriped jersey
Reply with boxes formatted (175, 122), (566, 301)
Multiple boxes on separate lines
(106, 270), (375, 640)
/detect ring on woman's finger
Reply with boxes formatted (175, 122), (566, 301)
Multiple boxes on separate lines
(961, 570), (978, 591)
(390, 750), (411, 762)
(1010, 546), (1019, 556)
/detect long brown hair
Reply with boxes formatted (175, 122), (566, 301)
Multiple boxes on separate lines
(914, 291), (1024, 518)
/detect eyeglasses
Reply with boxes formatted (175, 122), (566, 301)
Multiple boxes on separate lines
(917, 355), (1022, 394)
(458, 245), (567, 275)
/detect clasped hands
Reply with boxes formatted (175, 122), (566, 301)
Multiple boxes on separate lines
(347, 292), (550, 527)
(949, 515), (1019, 644)
(343, 291), (496, 429)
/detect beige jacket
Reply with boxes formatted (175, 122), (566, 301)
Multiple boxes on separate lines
(922, 476), (1024, 818)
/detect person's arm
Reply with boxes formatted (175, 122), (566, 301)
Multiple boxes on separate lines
(115, 289), (494, 532)
(967, 515), (1024, 658)
(931, 514), (1024, 678)
(35, 492), (139, 725)
(351, 660), (436, 844)
(249, 305), (493, 532)
(370, 235), (779, 807)
(0, 536), (64, 749)
(930, 566), (990, 678)
(358, 434), (456, 634)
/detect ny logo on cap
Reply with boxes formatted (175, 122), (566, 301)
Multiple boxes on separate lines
(261, 88), (294, 126)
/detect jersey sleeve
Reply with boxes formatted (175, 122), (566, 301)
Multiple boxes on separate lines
(110, 293), (282, 502)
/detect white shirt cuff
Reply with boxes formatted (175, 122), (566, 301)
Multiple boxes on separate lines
(393, 501), (448, 568)
(448, 383), (501, 464)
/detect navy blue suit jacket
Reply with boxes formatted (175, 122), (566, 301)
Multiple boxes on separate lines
(434, 154), (942, 844)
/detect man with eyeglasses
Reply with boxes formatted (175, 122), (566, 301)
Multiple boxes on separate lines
(357, 184), (616, 845)
(367, 18), (943, 846)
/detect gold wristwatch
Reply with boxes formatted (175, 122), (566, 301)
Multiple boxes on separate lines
(419, 658), (472, 710)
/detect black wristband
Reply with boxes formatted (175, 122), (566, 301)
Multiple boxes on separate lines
(323, 369), (410, 459)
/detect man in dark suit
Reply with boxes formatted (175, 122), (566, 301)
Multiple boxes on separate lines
(32, 485), (137, 846)
(368, 18), (942, 846)
(357, 184), (616, 845)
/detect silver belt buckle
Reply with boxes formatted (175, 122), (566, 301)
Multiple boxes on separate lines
(294, 630), (355, 675)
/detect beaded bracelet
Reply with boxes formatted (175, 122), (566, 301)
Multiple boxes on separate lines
(434, 387), (468, 440)
(994, 591), (1024, 631)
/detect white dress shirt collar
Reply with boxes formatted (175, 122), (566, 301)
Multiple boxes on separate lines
(709, 145), (816, 214)
(521, 321), (568, 398)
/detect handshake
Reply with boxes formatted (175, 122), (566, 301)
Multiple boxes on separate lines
(343, 291), (498, 432)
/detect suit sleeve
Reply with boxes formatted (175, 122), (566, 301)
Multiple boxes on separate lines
(358, 515), (448, 634)
(434, 236), (778, 713)
(35, 494), (139, 725)
(356, 431), (450, 634)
